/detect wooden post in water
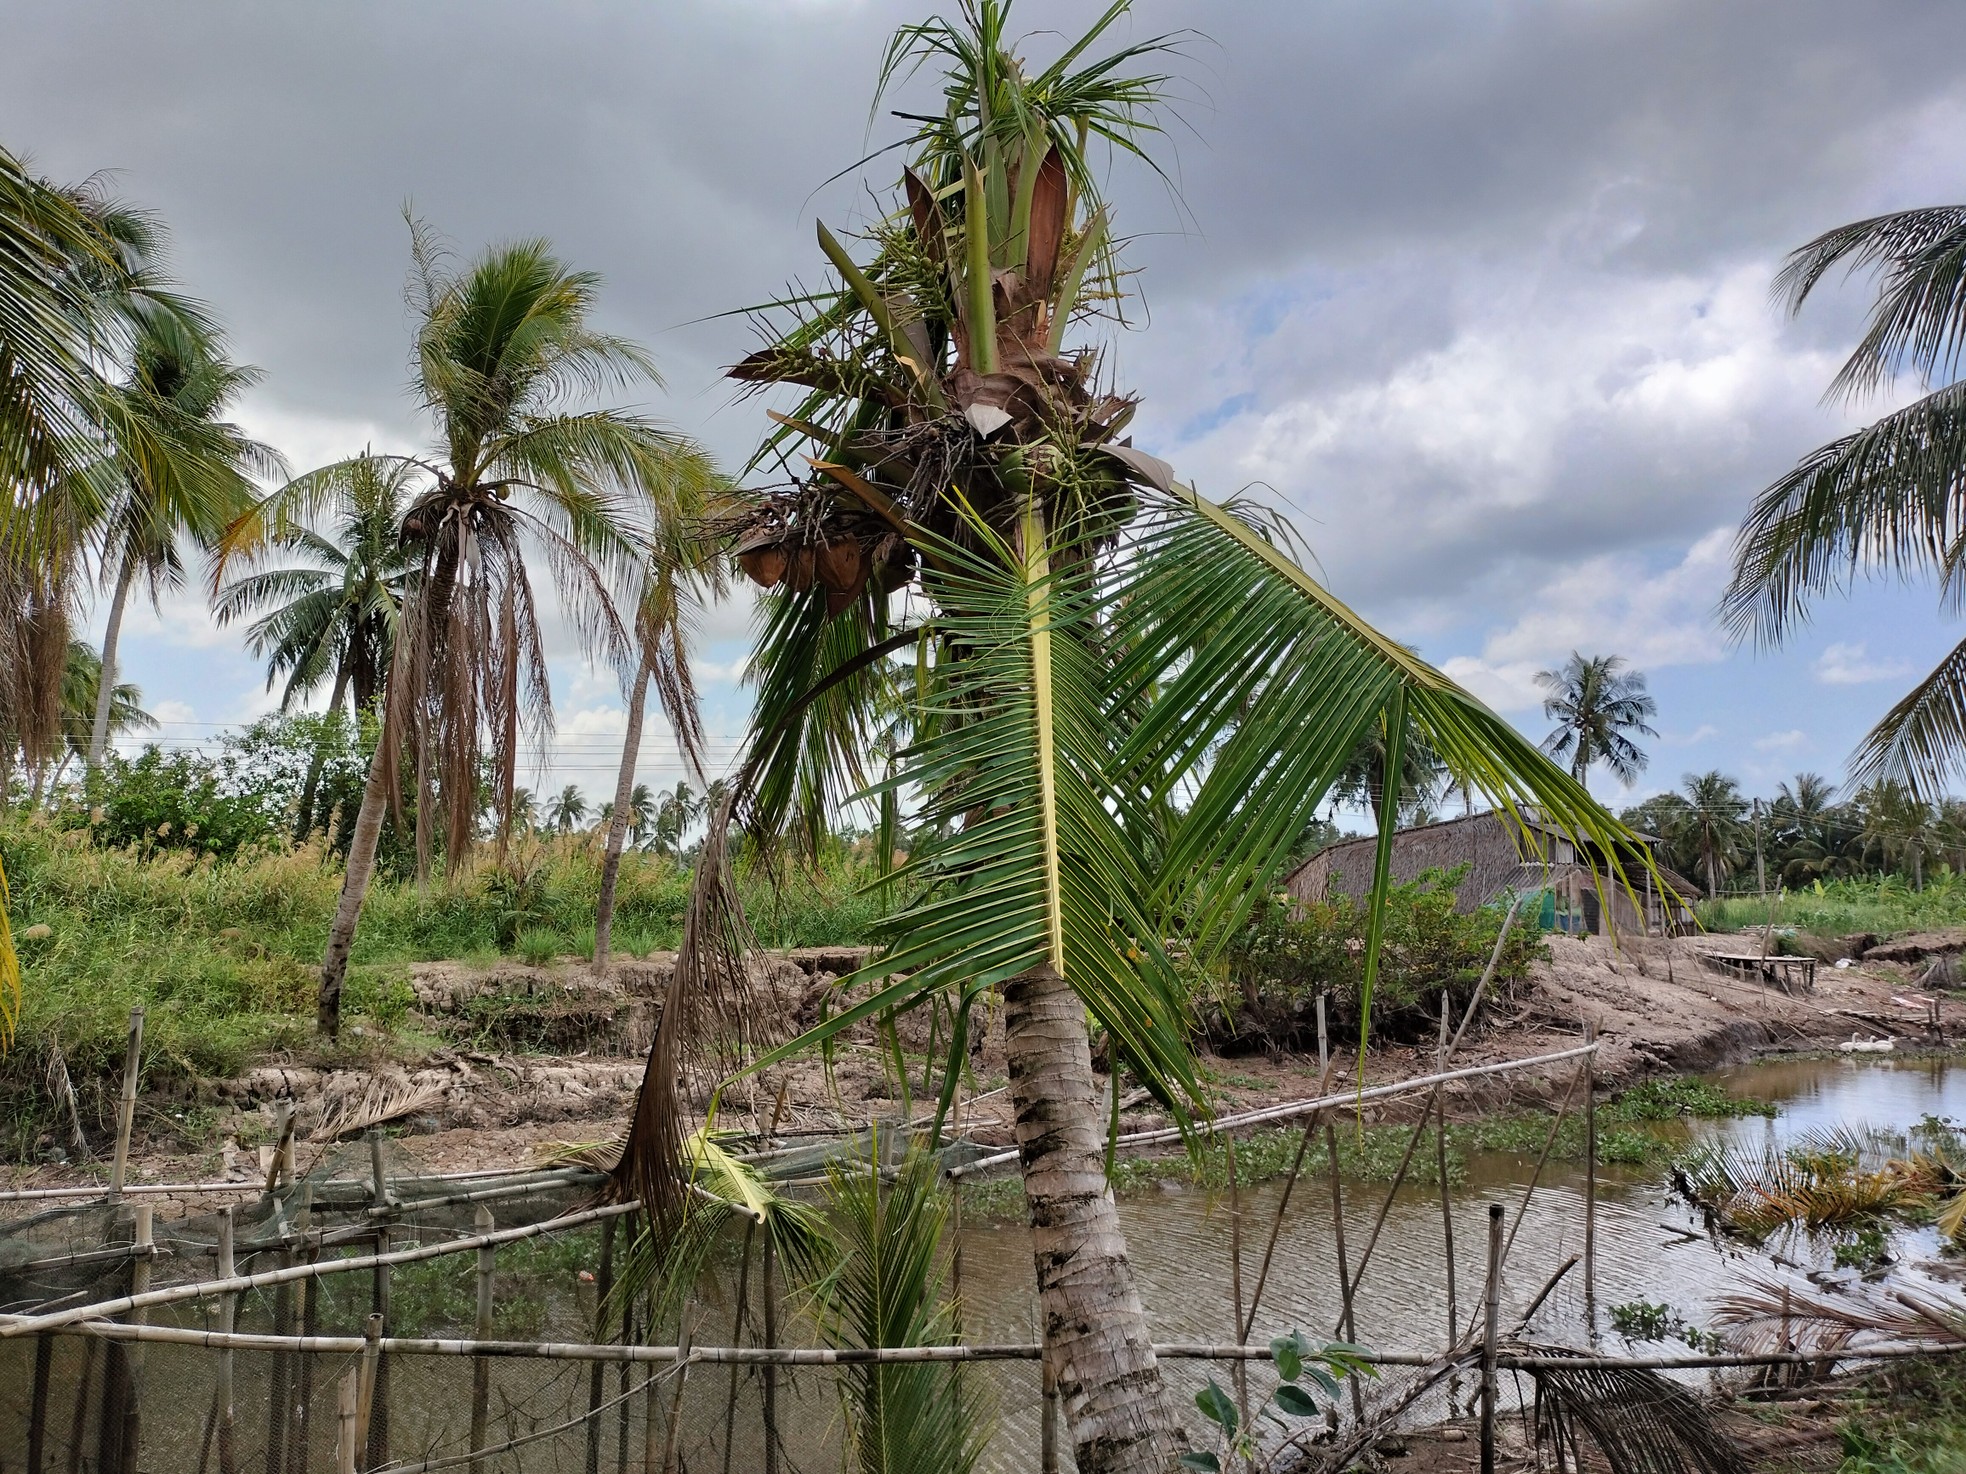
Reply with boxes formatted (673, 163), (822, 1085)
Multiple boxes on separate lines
(108, 1006), (145, 1201)
(367, 1135), (392, 1469)
(1437, 992), (1457, 1351)
(469, 1205), (494, 1474)
(1317, 994), (1366, 1424)
(1480, 1202), (1504, 1474)
(217, 1206), (237, 1474)
(1583, 1017), (1598, 1320)
(587, 1216), (616, 1474)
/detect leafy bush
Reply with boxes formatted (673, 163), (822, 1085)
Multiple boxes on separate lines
(1218, 865), (1547, 1047)
(1701, 871), (1966, 940)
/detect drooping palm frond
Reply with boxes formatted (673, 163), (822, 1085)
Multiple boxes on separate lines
(1848, 630), (1966, 795)
(1529, 1352), (1750, 1474)
(1775, 205), (1966, 405)
(796, 1144), (988, 1474)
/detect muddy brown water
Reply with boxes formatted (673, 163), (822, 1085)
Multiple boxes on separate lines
(7, 1055), (1961, 1471)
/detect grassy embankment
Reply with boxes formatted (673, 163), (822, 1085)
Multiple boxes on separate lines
(1699, 873), (1966, 939)
(0, 822), (878, 1156)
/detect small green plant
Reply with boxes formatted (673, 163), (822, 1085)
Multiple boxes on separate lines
(1181, 1331), (1374, 1471)
(1607, 1300), (1718, 1350)
(515, 927), (563, 967)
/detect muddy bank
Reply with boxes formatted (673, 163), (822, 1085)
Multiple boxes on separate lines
(7, 930), (1958, 1194)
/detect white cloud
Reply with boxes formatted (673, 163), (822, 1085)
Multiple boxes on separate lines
(1670, 724), (1720, 746)
(1434, 529), (1734, 712)
(1814, 640), (1916, 686)
(1753, 729), (1807, 752)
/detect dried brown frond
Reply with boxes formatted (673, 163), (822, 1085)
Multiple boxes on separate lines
(315, 1074), (448, 1141)
(1713, 1272), (1966, 1355)
(1530, 1352), (1751, 1474)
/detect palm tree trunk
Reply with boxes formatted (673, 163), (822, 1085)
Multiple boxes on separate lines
(317, 725), (393, 1037)
(87, 557), (134, 772)
(594, 651), (651, 973)
(294, 664), (352, 842)
(1003, 963), (1184, 1474)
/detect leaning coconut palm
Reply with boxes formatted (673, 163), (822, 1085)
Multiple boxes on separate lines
(35, 638), (153, 800)
(1725, 205), (1966, 795)
(221, 221), (721, 1039)
(619, 6), (1644, 1470)
(594, 489), (725, 972)
(83, 314), (279, 772)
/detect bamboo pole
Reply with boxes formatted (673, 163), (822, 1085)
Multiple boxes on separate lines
(761, 1237), (780, 1474)
(469, 1205), (494, 1474)
(617, 1307), (636, 1474)
(335, 1370), (359, 1474)
(1228, 1137), (1248, 1430)
(1040, 1359), (1060, 1473)
(0, 1201), (642, 1341)
(290, 1183), (316, 1474)
(1480, 1203), (1503, 1474)
(67, 1330), (97, 1474)
(120, 1204), (152, 1474)
(217, 1206), (237, 1474)
(719, 1221), (756, 1474)
(1583, 1017), (1598, 1318)
(354, 1314), (382, 1466)
(108, 1006), (144, 1201)
(266, 1230), (293, 1474)
(1436, 993), (1457, 1351)
(1316, 995), (1366, 1424)
(659, 1311), (693, 1474)
(263, 1100), (295, 1199)
(27, 1331), (52, 1474)
(587, 1216), (616, 1474)
(367, 1138), (391, 1470)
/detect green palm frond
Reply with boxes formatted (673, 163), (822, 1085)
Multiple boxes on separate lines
(746, 503), (1202, 1119)
(1109, 483), (1648, 982)
(1848, 632), (1966, 796)
(797, 1145), (988, 1474)
(1775, 205), (1966, 405)
(1722, 379), (1966, 646)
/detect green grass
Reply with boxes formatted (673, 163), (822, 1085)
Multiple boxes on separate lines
(1699, 872), (1966, 941)
(1828, 1358), (1966, 1473)
(0, 821), (885, 1157)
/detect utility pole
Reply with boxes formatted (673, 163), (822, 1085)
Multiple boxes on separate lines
(1754, 799), (1771, 960)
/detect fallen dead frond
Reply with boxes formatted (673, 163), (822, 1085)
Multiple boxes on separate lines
(314, 1074), (448, 1141)
(1530, 1352), (1750, 1474)
(1713, 1272), (1966, 1356)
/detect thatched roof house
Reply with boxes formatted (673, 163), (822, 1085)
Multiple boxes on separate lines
(1281, 810), (1699, 938)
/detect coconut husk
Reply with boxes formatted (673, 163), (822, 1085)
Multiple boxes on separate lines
(737, 544), (787, 589)
(814, 537), (866, 595)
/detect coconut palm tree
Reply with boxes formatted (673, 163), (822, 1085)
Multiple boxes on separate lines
(1536, 652), (1659, 791)
(616, 8), (1638, 1468)
(548, 783), (587, 834)
(1769, 771), (1844, 887)
(1725, 205), (1966, 795)
(214, 451), (419, 838)
(1668, 771), (1750, 898)
(43, 639), (151, 799)
(83, 314), (280, 771)
(1854, 779), (1938, 888)
(220, 221), (721, 1038)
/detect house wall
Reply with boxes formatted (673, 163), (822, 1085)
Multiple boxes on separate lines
(1284, 812), (1553, 916)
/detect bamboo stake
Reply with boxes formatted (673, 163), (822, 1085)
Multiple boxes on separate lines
(1436, 993), (1457, 1351)
(67, 1332), (97, 1474)
(1317, 995), (1366, 1424)
(354, 1313), (382, 1466)
(469, 1206), (494, 1474)
(290, 1183), (317, 1474)
(587, 1217), (616, 1474)
(367, 1138), (391, 1470)
(121, 1204), (152, 1474)
(762, 1237), (780, 1474)
(266, 1234), (292, 1474)
(27, 1331), (52, 1474)
(1040, 1359), (1060, 1473)
(1480, 1203), (1503, 1474)
(1583, 1017), (1598, 1318)
(719, 1221), (756, 1474)
(1228, 1137), (1248, 1430)
(215, 1206), (237, 1474)
(263, 1099), (295, 1199)
(617, 1307), (635, 1474)
(108, 1006), (144, 1201)
(659, 1311), (693, 1474)
(335, 1370), (359, 1474)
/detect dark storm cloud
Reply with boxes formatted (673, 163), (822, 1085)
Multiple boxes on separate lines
(6, 0), (1963, 756)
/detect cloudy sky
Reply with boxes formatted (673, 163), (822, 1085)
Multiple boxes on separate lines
(5, 0), (1961, 818)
